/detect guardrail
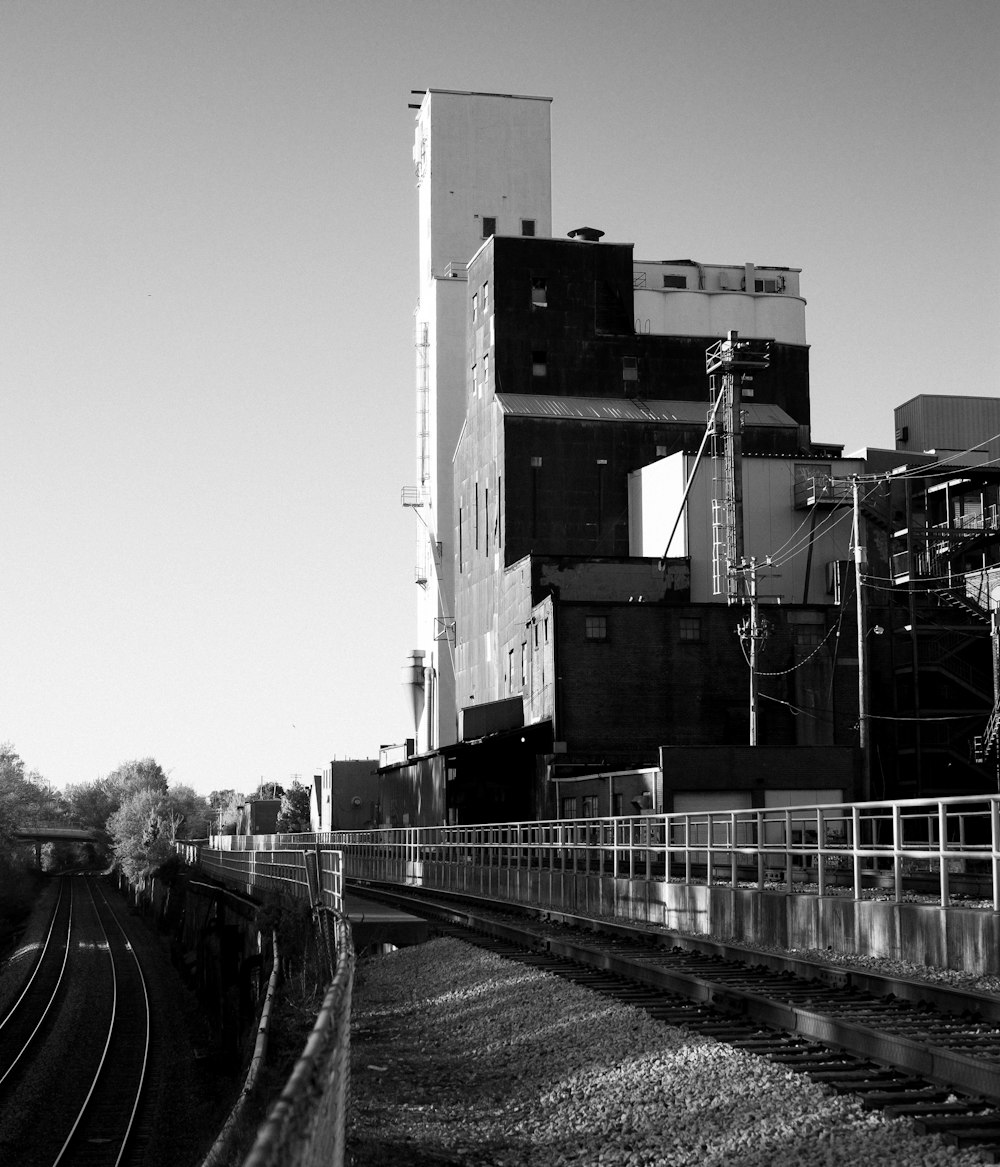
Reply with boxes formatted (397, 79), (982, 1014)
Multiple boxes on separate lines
(243, 909), (354, 1167)
(190, 839), (344, 913)
(327, 793), (1000, 911)
(179, 841), (352, 1167)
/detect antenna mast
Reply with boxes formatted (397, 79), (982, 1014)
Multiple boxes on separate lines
(706, 330), (771, 603)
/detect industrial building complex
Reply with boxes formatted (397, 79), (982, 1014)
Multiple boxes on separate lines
(313, 89), (1000, 833)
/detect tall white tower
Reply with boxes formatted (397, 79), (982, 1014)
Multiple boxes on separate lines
(405, 89), (552, 752)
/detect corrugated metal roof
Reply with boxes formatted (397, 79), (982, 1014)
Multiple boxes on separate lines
(495, 394), (797, 427)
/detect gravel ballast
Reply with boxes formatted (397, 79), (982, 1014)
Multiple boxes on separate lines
(348, 938), (992, 1167)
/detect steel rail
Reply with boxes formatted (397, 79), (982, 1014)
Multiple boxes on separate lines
(93, 877), (152, 1167)
(360, 881), (1000, 1107)
(51, 877), (151, 1167)
(0, 876), (74, 1089)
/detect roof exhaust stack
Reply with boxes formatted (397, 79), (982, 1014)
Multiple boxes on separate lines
(567, 226), (604, 242)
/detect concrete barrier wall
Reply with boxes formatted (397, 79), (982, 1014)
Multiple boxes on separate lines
(370, 857), (1000, 976)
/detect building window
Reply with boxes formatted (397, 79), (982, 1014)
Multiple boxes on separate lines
(662, 274), (687, 289)
(521, 219), (535, 237)
(482, 281), (489, 310)
(521, 642), (527, 687)
(582, 795), (598, 818)
(794, 624), (825, 648)
(471, 362), (476, 395)
(531, 350), (547, 377)
(754, 277), (782, 293)
(482, 352), (489, 392)
(531, 278), (547, 308)
(561, 797), (578, 820)
(482, 216), (496, 238)
(679, 616), (702, 642)
(585, 615), (608, 641)
(472, 292), (478, 319)
(613, 793), (624, 818)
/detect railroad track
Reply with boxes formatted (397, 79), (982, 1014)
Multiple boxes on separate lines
(0, 876), (72, 1091)
(353, 881), (1000, 1162)
(0, 875), (152, 1167)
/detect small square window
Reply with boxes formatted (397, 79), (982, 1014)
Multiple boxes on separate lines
(585, 615), (608, 641)
(679, 616), (701, 642)
(795, 624), (824, 647)
(531, 350), (547, 377)
(521, 219), (536, 237)
(561, 796), (578, 819)
(482, 216), (496, 238)
(662, 274), (687, 289)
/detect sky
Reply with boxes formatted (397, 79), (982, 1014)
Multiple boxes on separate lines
(1, 0), (997, 799)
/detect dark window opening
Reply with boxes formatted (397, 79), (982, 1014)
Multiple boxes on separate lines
(521, 219), (536, 236)
(531, 278), (547, 308)
(482, 216), (496, 238)
(662, 274), (687, 289)
(532, 350), (547, 377)
(679, 616), (701, 642)
(585, 615), (608, 642)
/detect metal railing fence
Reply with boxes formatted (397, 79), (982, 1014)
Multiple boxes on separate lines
(327, 793), (1000, 910)
(242, 909), (354, 1167)
(192, 840), (345, 913)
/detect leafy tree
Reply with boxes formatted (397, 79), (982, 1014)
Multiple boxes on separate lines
(277, 780), (312, 833)
(207, 789), (244, 835)
(165, 784), (212, 840)
(0, 743), (65, 841)
(66, 757), (169, 835)
(247, 783), (284, 801)
(107, 774), (213, 877)
(108, 786), (174, 880)
(65, 779), (118, 832)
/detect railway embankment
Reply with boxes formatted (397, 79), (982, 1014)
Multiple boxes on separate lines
(348, 936), (994, 1167)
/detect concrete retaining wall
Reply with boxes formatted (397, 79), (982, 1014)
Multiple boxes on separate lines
(406, 861), (1000, 976)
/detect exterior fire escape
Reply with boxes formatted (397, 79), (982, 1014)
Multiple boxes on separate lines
(887, 468), (1000, 787)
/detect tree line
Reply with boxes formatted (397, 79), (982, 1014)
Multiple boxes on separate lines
(0, 743), (314, 885)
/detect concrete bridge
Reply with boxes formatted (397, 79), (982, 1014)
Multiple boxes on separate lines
(12, 821), (103, 863)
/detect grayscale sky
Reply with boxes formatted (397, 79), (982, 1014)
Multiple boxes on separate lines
(2, 0), (997, 797)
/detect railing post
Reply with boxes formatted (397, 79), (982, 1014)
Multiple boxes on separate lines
(852, 806), (862, 899)
(684, 815), (692, 884)
(706, 814), (714, 886)
(757, 810), (765, 888)
(816, 807), (826, 897)
(892, 803), (903, 903)
(730, 811), (738, 887)
(993, 799), (1000, 914)
(784, 809), (793, 892)
(939, 801), (950, 907)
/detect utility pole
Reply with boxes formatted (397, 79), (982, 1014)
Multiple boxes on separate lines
(736, 557), (768, 745)
(852, 476), (871, 799)
(748, 560), (760, 744)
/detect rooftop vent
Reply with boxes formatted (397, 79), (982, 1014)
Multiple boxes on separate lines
(567, 226), (604, 242)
